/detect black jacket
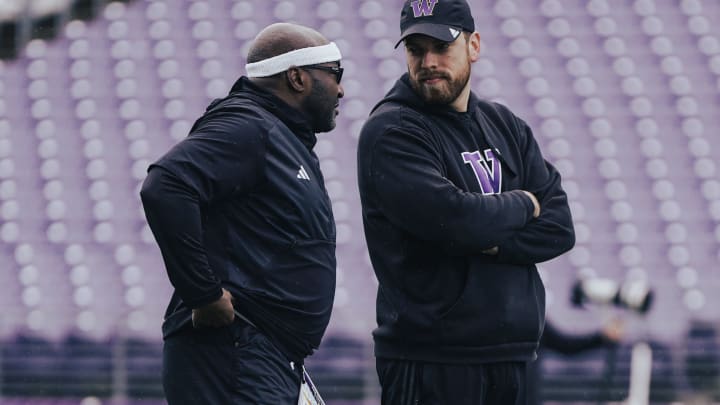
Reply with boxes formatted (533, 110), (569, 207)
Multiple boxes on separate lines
(140, 77), (336, 361)
(357, 74), (575, 363)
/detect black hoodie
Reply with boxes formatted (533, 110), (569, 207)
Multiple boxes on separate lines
(140, 77), (336, 362)
(357, 74), (575, 364)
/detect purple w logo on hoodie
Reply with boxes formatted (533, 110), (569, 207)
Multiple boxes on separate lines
(461, 149), (502, 195)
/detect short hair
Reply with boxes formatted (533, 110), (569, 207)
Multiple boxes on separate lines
(247, 41), (297, 64)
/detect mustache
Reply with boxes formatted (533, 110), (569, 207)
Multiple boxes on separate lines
(417, 71), (450, 81)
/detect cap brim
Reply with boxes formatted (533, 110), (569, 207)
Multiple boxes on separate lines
(395, 23), (461, 48)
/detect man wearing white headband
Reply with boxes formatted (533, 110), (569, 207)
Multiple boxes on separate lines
(141, 22), (343, 404)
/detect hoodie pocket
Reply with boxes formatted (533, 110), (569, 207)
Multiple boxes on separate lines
(439, 263), (544, 347)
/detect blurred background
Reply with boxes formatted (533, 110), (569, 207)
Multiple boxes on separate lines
(0, 0), (719, 404)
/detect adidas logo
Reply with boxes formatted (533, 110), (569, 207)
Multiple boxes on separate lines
(449, 28), (460, 38)
(297, 165), (310, 180)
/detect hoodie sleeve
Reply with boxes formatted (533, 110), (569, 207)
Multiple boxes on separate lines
(495, 122), (575, 264)
(359, 116), (536, 249)
(140, 122), (265, 309)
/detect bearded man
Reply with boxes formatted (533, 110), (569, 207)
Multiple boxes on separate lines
(357, 1), (576, 403)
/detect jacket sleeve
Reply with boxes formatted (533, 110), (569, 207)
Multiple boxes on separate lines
(496, 122), (575, 264)
(361, 119), (536, 249)
(140, 125), (264, 308)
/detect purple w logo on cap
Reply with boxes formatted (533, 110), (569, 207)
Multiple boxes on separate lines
(411, 0), (438, 18)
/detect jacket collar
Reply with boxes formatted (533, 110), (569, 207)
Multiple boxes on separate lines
(224, 76), (318, 150)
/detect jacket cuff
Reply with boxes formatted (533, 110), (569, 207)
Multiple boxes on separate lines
(183, 285), (224, 309)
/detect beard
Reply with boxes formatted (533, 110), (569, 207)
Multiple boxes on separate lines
(409, 59), (471, 106)
(303, 77), (338, 133)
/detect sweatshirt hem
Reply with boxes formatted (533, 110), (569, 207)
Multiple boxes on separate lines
(374, 339), (539, 364)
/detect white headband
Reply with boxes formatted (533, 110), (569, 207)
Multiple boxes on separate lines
(245, 42), (342, 78)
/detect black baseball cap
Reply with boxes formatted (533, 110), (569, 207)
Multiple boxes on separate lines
(396, 0), (475, 48)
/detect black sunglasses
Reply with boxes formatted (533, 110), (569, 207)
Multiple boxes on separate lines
(302, 65), (344, 83)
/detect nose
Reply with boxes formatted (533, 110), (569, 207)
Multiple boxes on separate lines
(421, 51), (439, 69)
(337, 83), (345, 99)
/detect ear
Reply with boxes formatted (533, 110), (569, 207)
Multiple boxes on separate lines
(285, 67), (307, 93)
(467, 31), (481, 62)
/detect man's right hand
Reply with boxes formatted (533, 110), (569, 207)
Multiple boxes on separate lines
(522, 191), (541, 218)
(192, 288), (235, 328)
